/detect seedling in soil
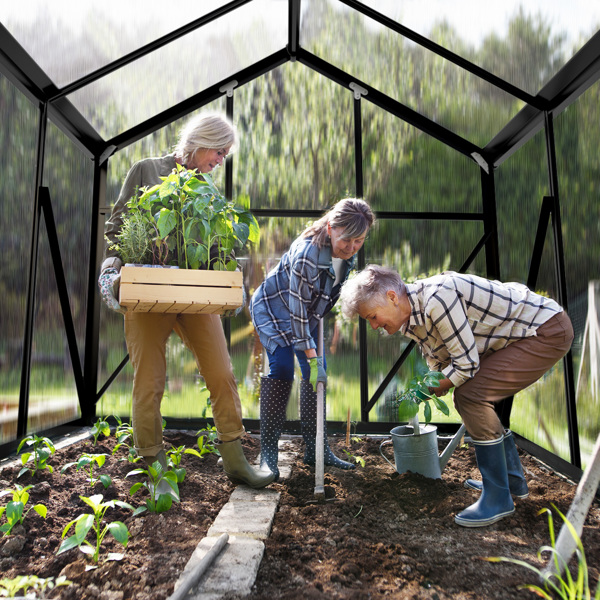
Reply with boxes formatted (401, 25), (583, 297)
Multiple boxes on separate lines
(166, 445), (205, 483)
(111, 416), (141, 463)
(486, 504), (599, 600)
(196, 426), (218, 456)
(57, 494), (136, 565)
(61, 453), (112, 489)
(90, 416), (111, 445)
(127, 460), (180, 514)
(16, 434), (56, 478)
(0, 575), (72, 598)
(342, 448), (366, 467)
(0, 484), (47, 536)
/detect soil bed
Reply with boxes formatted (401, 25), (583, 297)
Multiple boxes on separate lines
(0, 430), (598, 600)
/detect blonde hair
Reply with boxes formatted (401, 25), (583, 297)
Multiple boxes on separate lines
(302, 198), (375, 249)
(340, 264), (406, 320)
(174, 113), (238, 166)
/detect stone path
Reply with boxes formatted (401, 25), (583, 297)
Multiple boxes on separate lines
(171, 440), (296, 599)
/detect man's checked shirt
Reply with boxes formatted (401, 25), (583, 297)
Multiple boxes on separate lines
(400, 271), (563, 387)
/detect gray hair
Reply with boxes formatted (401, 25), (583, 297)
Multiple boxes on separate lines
(174, 113), (238, 166)
(340, 264), (406, 319)
(302, 198), (375, 248)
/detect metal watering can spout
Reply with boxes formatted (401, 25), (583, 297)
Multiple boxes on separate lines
(438, 423), (467, 471)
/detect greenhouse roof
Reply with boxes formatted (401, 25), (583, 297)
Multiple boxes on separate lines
(1, 0), (599, 168)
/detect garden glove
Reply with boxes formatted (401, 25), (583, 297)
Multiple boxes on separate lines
(308, 356), (327, 392)
(98, 267), (126, 314)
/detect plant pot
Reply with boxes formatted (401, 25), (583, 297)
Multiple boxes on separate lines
(379, 423), (466, 479)
(119, 266), (243, 314)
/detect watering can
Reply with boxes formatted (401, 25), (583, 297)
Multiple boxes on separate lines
(379, 423), (467, 479)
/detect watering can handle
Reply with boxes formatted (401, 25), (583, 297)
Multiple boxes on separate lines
(379, 439), (396, 470)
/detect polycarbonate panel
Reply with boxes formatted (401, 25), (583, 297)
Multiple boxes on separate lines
(302, 0), (520, 148)
(364, 220), (485, 424)
(362, 102), (482, 214)
(358, 0), (600, 97)
(0, 1), (254, 88)
(234, 61), (355, 210)
(64, 0), (287, 139)
(0, 75), (38, 444)
(555, 83), (600, 469)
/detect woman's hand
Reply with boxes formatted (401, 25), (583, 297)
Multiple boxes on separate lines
(308, 356), (327, 391)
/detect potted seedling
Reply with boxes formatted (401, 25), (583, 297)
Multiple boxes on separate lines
(379, 370), (466, 479)
(110, 164), (260, 314)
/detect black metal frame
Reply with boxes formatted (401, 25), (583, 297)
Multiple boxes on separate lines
(1, 0), (598, 474)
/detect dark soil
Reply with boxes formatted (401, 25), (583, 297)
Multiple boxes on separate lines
(0, 430), (598, 600)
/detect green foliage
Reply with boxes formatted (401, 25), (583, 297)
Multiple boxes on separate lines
(108, 208), (155, 265)
(111, 416), (141, 463)
(0, 484), (47, 537)
(196, 426), (219, 457)
(121, 164), (260, 270)
(16, 435), (56, 479)
(165, 444), (206, 482)
(392, 370), (450, 425)
(57, 494), (135, 564)
(0, 575), (72, 598)
(61, 453), (112, 489)
(342, 448), (366, 467)
(91, 416), (111, 446)
(485, 504), (599, 600)
(127, 460), (180, 514)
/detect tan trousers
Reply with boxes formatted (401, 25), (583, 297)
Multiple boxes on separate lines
(124, 311), (245, 458)
(453, 311), (574, 440)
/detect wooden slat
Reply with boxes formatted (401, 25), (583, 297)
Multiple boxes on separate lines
(120, 266), (242, 288)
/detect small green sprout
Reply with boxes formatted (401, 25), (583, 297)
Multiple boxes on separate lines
(90, 416), (111, 445)
(16, 434), (56, 478)
(342, 449), (366, 467)
(0, 575), (71, 598)
(0, 484), (47, 537)
(61, 453), (112, 489)
(57, 494), (135, 564)
(127, 460), (180, 514)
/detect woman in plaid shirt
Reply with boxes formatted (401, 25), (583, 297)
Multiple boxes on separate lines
(250, 198), (375, 481)
(339, 265), (573, 527)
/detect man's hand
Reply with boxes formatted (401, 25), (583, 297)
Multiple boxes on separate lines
(429, 377), (453, 397)
(308, 356), (327, 391)
(98, 267), (126, 314)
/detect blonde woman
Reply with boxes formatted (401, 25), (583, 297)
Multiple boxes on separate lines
(99, 113), (274, 490)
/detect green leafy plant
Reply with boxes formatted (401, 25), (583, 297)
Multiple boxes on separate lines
(61, 453), (112, 489)
(165, 444), (205, 483)
(485, 504), (599, 599)
(342, 448), (366, 467)
(392, 370), (449, 434)
(0, 484), (47, 537)
(107, 207), (155, 265)
(196, 426), (218, 457)
(57, 494), (136, 564)
(118, 164), (260, 270)
(127, 460), (180, 514)
(0, 575), (72, 598)
(111, 416), (141, 463)
(90, 416), (111, 445)
(16, 434), (56, 478)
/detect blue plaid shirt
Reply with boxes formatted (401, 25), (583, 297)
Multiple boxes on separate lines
(250, 236), (355, 353)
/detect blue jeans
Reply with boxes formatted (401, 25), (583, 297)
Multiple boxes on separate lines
(266, 328), (326, 381)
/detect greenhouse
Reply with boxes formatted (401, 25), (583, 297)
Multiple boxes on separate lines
(0, 1), (599, 598)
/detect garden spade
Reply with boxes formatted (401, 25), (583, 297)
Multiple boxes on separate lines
(313, 318), (326, 500)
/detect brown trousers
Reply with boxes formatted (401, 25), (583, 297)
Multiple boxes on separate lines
(453, 311), (574, 441)
(124, 311), (245, 458)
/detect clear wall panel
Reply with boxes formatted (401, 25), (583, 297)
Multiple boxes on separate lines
(66, 0), (288, 139)
(359, 0), (600, 97)
(302, 0), (520, 148)
(0, 75), (38, 444)
(555, 83), (600, 469)
(495, 128), (576, 462)
(234, 62), (355, 210)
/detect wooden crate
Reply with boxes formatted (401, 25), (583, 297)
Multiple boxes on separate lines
(119, 266), (243, 314)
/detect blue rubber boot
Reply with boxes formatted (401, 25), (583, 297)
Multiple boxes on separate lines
(300, 379), (355, 471)
(455, 435), (515, 528)
(259, 377), (293, 482)
(464, 430), (529, 498)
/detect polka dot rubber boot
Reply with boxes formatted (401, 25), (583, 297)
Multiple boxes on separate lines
(259, 376), (293, 482)
(299, 379), (355, 471)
